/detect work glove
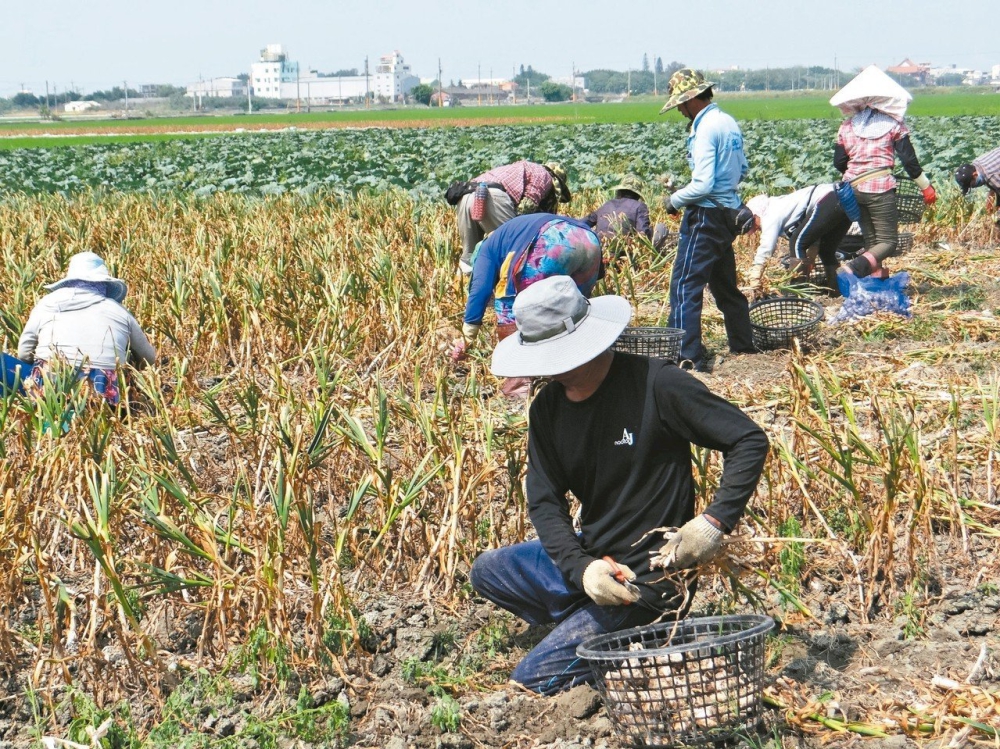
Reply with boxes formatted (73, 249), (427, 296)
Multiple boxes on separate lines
(662, 196), (680, 216)
(914, 173), (936, 205)
(652, 222), (670, 253)
(449, 323), (481, 364)
(517, 197), (540, 215)
(747, 263), (765, 291)
(449, 338), (468, 364)
(652, 515), (724, 570)
(582, 558), (641, 606)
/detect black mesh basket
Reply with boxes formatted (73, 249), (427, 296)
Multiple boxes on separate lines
(749, 297), (824, 351)
(888, 231), (914, 257)
(895, 176), (925, 224)
(577, 615), (774, 748)
(836, 232), (866, 261)
(613, 327), (684, 363)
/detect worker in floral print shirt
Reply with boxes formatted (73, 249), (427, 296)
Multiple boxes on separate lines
(454, 160), (571, 273)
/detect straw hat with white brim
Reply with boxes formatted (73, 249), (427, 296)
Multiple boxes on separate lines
(490, 276), (632, 378)
(45, 251), (127, 302)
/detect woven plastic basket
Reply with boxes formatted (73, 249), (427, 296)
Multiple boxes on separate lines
(749, 297), (824, 351)
(895, 176), (925, 224)
(888, 231), (914, 257)
(577, 615), (774, 748)
(613, 327), (684, 363)
(836, 233), (865, 261)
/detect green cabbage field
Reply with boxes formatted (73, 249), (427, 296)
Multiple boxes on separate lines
(1, 115), (998, 197)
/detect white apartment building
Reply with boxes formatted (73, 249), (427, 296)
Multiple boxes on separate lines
(186, 77), (247, 98)
(251, 44), (300, 98)
(247, 46), (419, 103)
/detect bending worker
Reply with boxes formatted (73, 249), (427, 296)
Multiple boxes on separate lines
(450, 213), (602, 398)
(745, 184), (851, 297)
(955, 146), (1000, 225)
(453, 160), (571, 273)
(18, 251), (156, 406)
(471, 276), (768, 694)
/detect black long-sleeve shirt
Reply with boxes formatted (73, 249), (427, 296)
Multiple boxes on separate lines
(525, 353), (769, 609)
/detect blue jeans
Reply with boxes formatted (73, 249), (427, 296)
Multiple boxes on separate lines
(470, 540), (661, 695)
(668, 206), (754, 367)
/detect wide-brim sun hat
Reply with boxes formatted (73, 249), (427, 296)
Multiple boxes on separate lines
(612, 174), (646, 203)
(659, 68), (715, 114)
(491, 275), (632, 378)
(45, 251), (127, 302)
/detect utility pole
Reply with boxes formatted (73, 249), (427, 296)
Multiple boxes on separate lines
(247, 72), (252, 114)
(364, 56), (370, 108)
(627, 68), (631, 97)
(437, 58), (443, 108)
(306, 81), (311, 113)
(45, 80), (49, 109)
(478, 63), (481, 106)
(296, 67), (301, 112)
(124, 80), (128, 115)
(654, 65), (657, 96)
(512, 65), (516, 104)
(489, 67), (493, 105)
(572, 61), (575, 101)
(834, 55), (839, 88)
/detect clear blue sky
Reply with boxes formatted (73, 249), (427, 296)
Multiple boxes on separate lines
(3, 0), (997, 96)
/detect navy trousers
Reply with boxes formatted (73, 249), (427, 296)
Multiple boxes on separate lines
(668, 206), (754, 367)
(470, 540), (661, 695)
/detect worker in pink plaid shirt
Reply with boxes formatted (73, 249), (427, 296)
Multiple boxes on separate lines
(455, 160), (571, 273)
(834, 108), (936, 278)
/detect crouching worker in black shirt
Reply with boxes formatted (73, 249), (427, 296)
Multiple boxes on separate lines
(469, 275), (769, 695)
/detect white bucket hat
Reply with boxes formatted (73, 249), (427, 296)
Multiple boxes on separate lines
(490, 276), (632, 378)
(45, 252), (127, 302)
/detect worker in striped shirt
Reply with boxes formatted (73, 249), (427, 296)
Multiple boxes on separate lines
(955, 147), (1000, 224)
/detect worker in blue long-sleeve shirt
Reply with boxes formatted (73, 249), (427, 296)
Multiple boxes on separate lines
(449, 213), (602, 398)
(661, 69), (756, 372)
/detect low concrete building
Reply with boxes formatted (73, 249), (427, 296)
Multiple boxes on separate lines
(64, 100), (101, 113)
(186, 77), (247, 99)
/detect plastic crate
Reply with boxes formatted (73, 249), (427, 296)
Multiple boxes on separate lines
(577, 615), (774, 748)
(613, 327), (684, 362)
(749, 297), (824, 351)
(895, 176), (925, 223)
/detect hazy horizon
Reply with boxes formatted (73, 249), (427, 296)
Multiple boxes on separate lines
(4, 0), (997, 97)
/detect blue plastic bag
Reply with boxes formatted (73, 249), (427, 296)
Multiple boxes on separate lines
(832, 270), (912, 322)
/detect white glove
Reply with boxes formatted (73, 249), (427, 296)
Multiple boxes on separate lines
(652, 515), (724, 570)
(747, 264), (764, 290)
(461, 322), (481, 344)
(582, 558), (641, 606)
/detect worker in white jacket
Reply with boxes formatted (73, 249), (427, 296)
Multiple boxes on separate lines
(18, 252), (155, 407)
(745, 184), (851, 297)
